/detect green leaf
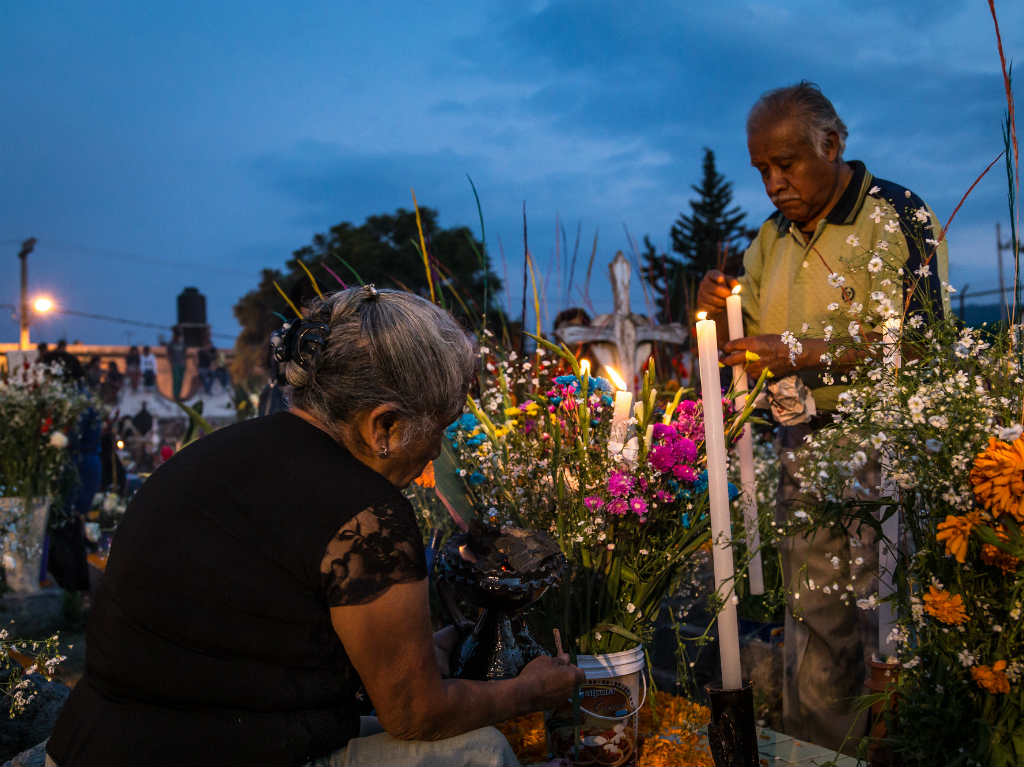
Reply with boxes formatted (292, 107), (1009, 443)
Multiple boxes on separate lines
(176, 400), (214, 446)
(593, 623), (643, 645)
(432, 443), (476, 525)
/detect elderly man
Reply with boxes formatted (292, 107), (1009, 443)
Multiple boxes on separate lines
(696, 82), (949, 750)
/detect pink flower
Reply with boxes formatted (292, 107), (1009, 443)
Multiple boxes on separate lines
(656, 489), (673, 502)
(649, 445), (676, 473)
(672, 437), (697, 463)
(607, 498), (629, 516)
(607, 470), (635, 497)
(673, 464), (698, 483)
(629, 497), (648, 516)
(584, 496), (604, 512)
(652, 423), (675, 441)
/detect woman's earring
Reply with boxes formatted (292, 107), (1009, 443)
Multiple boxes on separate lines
(379, 445), (390, 459)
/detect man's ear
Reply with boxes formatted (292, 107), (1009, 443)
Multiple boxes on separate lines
(822, 131), (841, 163)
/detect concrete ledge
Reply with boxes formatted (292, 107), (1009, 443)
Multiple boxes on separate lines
(0, 589), (64, 638)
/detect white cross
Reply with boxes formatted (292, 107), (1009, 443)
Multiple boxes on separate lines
(554, 252), (689, 384)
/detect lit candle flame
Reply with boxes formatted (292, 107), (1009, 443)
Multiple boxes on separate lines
(580, 359), (591, 377)
(696, 311), (708, 322)
(731, 284), (742, 295)
(603, 365), (628, 391)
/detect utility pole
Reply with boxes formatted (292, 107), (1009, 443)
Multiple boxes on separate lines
(17, 237), (37, 350)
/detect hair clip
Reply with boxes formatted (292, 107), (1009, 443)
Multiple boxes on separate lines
(365, 284), (380, 299)
(270, 319), (330, 381)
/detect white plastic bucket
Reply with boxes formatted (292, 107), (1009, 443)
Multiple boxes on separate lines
(545, 644), (647, 767)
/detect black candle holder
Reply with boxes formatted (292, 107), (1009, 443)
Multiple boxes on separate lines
(435, 523), (566, 680)
(704, 681), (759, 767)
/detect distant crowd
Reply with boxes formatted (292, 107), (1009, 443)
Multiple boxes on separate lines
(36, 333), (231, 405)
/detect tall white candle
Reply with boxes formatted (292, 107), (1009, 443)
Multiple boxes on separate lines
(606, 366), (633, 454)
(725, 286), (765, 595)
(695, 311), (743, 690)
(878, 318), (902, 659)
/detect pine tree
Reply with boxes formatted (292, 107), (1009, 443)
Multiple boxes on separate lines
(670, 148), (751, 276)
(642, 148), (754, 323)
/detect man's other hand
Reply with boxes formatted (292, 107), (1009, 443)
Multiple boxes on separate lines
(696, 270), (740, 316)
(723, 335), (829, 378)
(723, 334), (795, 378)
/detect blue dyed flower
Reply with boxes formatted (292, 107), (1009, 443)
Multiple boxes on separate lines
(693, 470), (709, 495)
(467, 471), (486, 486)
(727, 482), (740, 502)
(554, 374), (613, 395)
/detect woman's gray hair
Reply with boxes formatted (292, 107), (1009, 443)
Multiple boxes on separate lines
(747, 81), (848, 159)
(284, 287), (476, 446)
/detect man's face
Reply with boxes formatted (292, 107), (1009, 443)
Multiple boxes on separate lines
(747, 115), (840, 227)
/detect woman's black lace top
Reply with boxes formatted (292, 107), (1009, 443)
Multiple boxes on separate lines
(48, 412), (426, 767)
(321, 503), (426, 606)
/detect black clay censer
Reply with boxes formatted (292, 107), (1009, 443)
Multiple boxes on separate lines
(435, 522), (566, 680)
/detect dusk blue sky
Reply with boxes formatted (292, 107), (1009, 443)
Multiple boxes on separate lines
(2, 1), (1022, 345)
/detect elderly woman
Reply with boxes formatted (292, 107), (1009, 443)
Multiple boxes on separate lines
(48, 287), (583, 766)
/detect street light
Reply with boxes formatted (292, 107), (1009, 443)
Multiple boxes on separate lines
(33, 296), (54, 315)
(17, 237), (37, 350)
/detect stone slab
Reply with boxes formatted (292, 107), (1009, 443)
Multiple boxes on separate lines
(0, 589), (64, 637)
(756, 727), (859, 766)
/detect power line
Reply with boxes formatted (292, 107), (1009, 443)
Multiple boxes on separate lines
(1, 304), (236, 341)
(55, 308), (237, 340)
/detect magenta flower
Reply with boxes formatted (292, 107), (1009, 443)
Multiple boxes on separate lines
(652, 423), (674, 442)
(606, 498), (629, 516)
(607, 470), (635, 497)
(673, 464), (698, 483)
(583, 496), (604, 512)
(672, 437), (698, 463)
(649, 445), (676, 473)
(629, 497), (648, 516)
(656, 489), (673, 502)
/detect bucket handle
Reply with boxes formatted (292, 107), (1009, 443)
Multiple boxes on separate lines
(576, 668), (648, 721)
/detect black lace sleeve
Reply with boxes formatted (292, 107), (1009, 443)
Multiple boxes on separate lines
(320, 501), (427, 607)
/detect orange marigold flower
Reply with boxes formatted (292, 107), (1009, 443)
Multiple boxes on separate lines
(981, 543), (1019, 573)
(922, 585), (969, 625)
(970, 437), (1024, 522)
(971, 660), (1010, 694)
(936, 512), (983, 563)
(414, 461), (436, 488)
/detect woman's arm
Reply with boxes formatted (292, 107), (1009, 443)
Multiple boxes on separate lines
(331, 578), (583, 741)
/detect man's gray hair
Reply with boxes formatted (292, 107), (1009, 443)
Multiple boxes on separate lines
(285, 287), (476, 446)
(747, 81), (848, 159)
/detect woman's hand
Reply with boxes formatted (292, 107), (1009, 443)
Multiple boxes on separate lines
(516, 653), (586, 711)
(331, 579), (578, 742)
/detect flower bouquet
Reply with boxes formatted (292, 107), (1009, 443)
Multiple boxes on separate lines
(0, 360), (91, 592)
(437, 333), (767, 656)
(791, 277), (1024, 764)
